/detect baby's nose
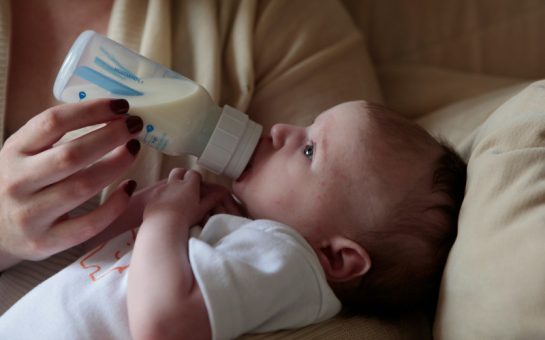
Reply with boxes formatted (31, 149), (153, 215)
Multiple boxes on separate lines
(270, 123), (290, 149)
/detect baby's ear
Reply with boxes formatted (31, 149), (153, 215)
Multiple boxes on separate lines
(316, 236), (371, 283)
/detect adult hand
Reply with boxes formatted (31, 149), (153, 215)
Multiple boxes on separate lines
(0, 98), (143, 270)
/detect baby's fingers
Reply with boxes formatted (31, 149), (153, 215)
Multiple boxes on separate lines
(177, 169), (202, 192)
(167, 168), (188, 182)
(200, 189), (229, 216)
(183, 169), (201, 183)
(221, 195), (244, 216)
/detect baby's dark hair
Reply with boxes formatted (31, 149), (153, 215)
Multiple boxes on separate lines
(336, 102), (467, 317)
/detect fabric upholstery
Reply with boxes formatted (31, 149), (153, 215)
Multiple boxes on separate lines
(423, 81), (545, 339)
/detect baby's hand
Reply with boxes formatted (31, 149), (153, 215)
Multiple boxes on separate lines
(143, 168), (226, 228)
(201, 182), (245, 217)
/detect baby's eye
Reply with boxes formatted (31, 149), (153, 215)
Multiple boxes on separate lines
(303, 143), (314, 160)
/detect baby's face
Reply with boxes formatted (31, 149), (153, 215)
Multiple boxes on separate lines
(233, 102), (394, 242)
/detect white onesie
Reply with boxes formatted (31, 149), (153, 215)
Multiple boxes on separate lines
(0, 214), (341, 340)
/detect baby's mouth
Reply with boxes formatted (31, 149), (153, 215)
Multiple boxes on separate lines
(236, 137), (263, 182)
(236, 160), (251, 182)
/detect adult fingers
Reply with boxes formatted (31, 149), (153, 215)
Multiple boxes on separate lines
(47, 179), (137, 254)
(26, 116), (142, 190)
(14, 98), (130, 154)
(33, 142), (140, 222)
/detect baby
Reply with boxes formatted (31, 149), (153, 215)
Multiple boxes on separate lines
(0, 101), (466, 340)
(229, 100), (466, 314)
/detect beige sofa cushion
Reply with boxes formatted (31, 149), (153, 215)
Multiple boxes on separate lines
(417, 82), (531, 154)
(420, 80), (545, 339)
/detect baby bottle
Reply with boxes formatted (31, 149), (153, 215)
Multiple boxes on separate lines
(53, 30), (262, 179)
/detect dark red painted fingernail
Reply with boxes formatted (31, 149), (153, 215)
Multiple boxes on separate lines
(124, 180), (137, 197)
(125, 139), (141, 156)
(126, 116), (143, 133)
(110, 99), (129, 114)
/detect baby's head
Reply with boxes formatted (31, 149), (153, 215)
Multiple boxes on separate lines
(233, 101), (466, 315)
